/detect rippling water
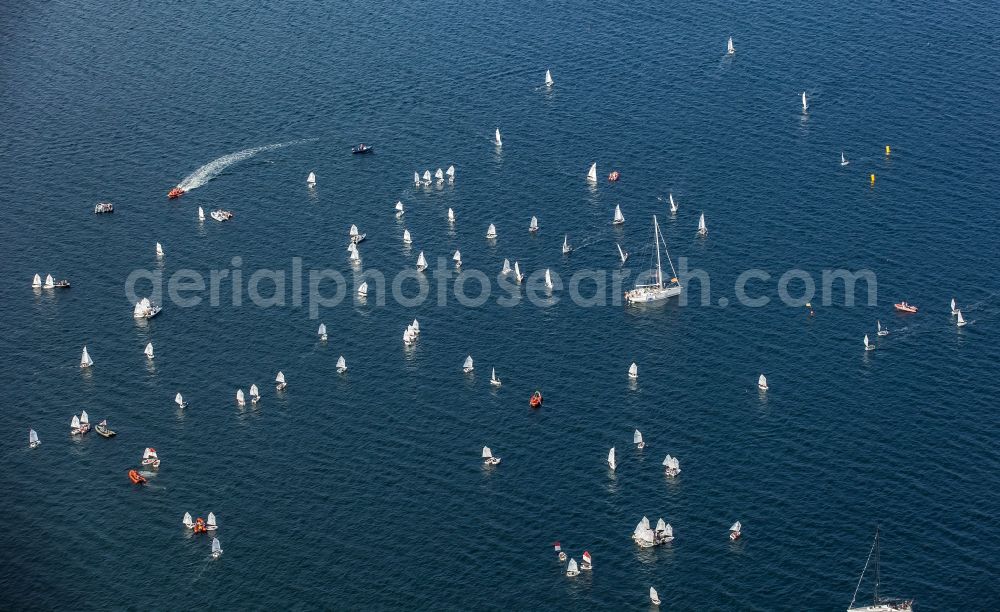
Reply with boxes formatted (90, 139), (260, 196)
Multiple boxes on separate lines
(2, 0), (998, 609)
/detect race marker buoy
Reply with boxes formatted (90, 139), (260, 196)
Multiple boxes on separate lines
(885, 145), (891, 155)
(870, 173), (876, 185)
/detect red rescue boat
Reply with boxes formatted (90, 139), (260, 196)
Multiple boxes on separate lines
(529, 391), (543, 408)
(167, 187), (185, 199)
(893, 301), (918, 313)
(128, 469), (147, 485)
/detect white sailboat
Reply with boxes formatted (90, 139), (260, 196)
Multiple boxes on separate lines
(453, 250), (462, 268)
(434, 168), (444, 183)
(544, 269), (553, 289)
(236, 389), (245, 406)
(357, 281), (369, 297)
(307, 171), (316, 186)
(250, 384), (260, 403)
(864, 334), (875, 351)
(486, 223), (497, 239)
(212, 537), (223, 559)
(198, 206), (205, 221)
(422, 170), (432, 184)
(512, 261), (523, 283)
(142, 447), (160, 468)
(650, 586), (661, 606)
(587, 163), (598, 183)
(758, 374), (768, 391)
(79, 410), (90, 432)
(847, 527), (913, 612)
(395, 201), (405, 217)
(950, 298), (958, 315)
(275, 371), (287, 390)
(501, 259), (512, 275)
(447, 208), (456, 223)
(655, 519), (674, 544)
(403, 326), (416, 346)
(416, 251), (428, 272)
(348, 243), (360, 263)
(43, 273), (55, 289)
(633, 429), (644, 449)
(175, 392), (187, 408)
(625, 216), (682, 304)
(80, 345), (93, 368)
(207, 512), (218, 531)
(628, 362), (638, 379)
(463, 355), (474, 373)
(612, 204), (625, 225)
(607, 447), (617, 471)
(565, 558), (579, 577)
(545, 69), (554, 87)
(663, 454), (681, 476)
(143, 342), (154, 359)
(156, 242), (164, 258)
(318, 323), (328, 341)
(494, 128), (502, 147)
(482, 446), (501, 465)
(669, 193), (678, 214)
(617, 243), (629, 264)
(32, 273), (41, 288)
(729, 521), (742, 541)
(956, 310), (967, 327)
(877, 321), (889, 337)
(29, 428), (40, 449)
(841, 152), (849, 166)
(446, 165), (455, 182)
(801, 91), (808, 112)
(70, 415), (81, 435)
(727, 36), (735, 55)
(698, 212), (708, 236)
(562, 235), (572, 254)
(182, 512), (193, 528)
(411, 319), (420, 335)
(632, 518), (655, 548)
(336, 356), (347, 373)
(529, 216), (538, 233)
(490, 367), (501, 387)
(402, 229), (412, 244)
(413, 171), (421, 186)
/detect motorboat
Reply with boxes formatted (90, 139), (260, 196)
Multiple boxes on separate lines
(893, 301), (918, 313)
(94, 202), (114, 214)
(167, 188), (185, 199)
(352, 144), (373, 154)
(53, 279), (70, 288)
(95, 419), (116, 438)
(128, 469), (147, 485)
(529, 391), (543, 408)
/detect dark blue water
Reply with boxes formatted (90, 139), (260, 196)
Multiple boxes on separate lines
(2, 0), (999, 609)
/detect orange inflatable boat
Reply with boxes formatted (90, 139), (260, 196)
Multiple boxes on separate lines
(128, 469), (147, 485)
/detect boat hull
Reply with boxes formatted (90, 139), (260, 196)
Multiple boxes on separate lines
(625, 285), (682, 304)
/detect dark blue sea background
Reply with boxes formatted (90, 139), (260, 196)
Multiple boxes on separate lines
(2, 0), (998, 609)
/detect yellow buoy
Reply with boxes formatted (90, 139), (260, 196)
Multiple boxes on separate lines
(885, 145), (891, 155)
(870, 173), (876, 185)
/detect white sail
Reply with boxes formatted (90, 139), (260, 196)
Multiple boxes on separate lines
(566, 558), (578, 575)
(336, 356), (346, 372)
(250, 384), (259, 399)
(349, 224), (359, 237)
(607, 447), (616, 470)
(642, 516), (650, 529)
(663, 454), (672, 466)
(877, 320), (882, 333)
(422, 170), (431, 183)
(617, 243), (628, 263)
(802, 91), (808, 111)
(730, 521), (741, 532)
(841, 152), (849, 166)
(486, 223), (497, 238)
(32, 273), (41, 287)
(633, 429), (643, 444)
(414, 171), (421, 185)
(156, 242), (164, 257)
(628, 362), (638, 378)
(587, 162), (597, 182)
(182, 512), (193, 527)
(613, 204), (625, 224)
(236, 388), (245, 404)
(307, 171), (316, 185)
(395, 200), (404, 214)
(29, 429), (39, 445)
(349, 248), (360, 262)
(453, 250), (462, 264)
(43, 273), (54, 288)
(951, 298), (957, 314)
(207, 512), (217, 529)
(482, 446), (492, 459)
(563, 235), (571, 253)
(758, 374), (768, 389)
(494, 128), (502, 146)
(649, 587), (660, 605)
(545, 269), (553, 288)
(545, 69), (553, 86)
(80, 345), (93, 368)
(198, 206), (205, 221)
(491, 367), (500, 384)
(727, 36), (735, 55)
(446, 165), (455, 178)
(143, 447), (158, 459)
(416, 252), (428, 270)
(513, 261), (522, 282)
(355, 281), (368, 298)
(318, 323), (327, 338)
(275, 371), (285, 384)
(655, 518), (666, 532)
(464, 355), (474, 371)
(957, 310), (966, 326)
(669, 193), (677, 213)
(175, 392), (185, 406)
(80, 410), (89, 426)
(411, 319), (420, 334)
(529, 216), (538, 231)
(402, 229), (412, 244)
(212, 537), (222, 554)
(698, 213), (707, 235)
(864, 334), (870, 349)
(501, 259), (511, 274)
(434, 168), (443, 180)
(71, 415), (80, 429)
(663, 523), (673, 538)
(447, 208), (455, 222)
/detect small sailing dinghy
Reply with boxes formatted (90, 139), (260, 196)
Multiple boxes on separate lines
(501, 259), (512, 275)
(403, 326), (416, 346)
(318, 323), (328, 341)
(698, 212), (708, 237)
(336, 356), (347, 373)
(453, 250), (462, 269)
(416, 251), (428, 272)
(628, 362), (638, 379)
(801, 91), (808, 112)
(347, 243), (360, 263)
(634, 429), (644, 449)
(212, 537), (223, 559)
(490, 367), (501, 387)
(554, 542), (567, 562)
(349, 224), (366, 245)
(446, 165), (455, 182)
(950, 297), (958, 315)
(513, 261), (523, 283)
(143, 342), (154, 360)
(729, 521), (742, 541)
(32, 273), (41, 288)
(612, 205), (625, 226)
(422, 169), (432, 185)
(29, 428), (40, 449)
(529, 216), (539, 233)
(565, 558), (580, 577)
(625, 216), (682, 304)
(581, 551), (592, 570)
(544, 269), (553, 289)
(395, 201), (405, 217)
(156, 242), (164, 258)
(617, 243), (629, 264)
(183, 512), (193, 528)
(545, 69), (554, 87)
(70, 415), (82, 435)
(864, 334), (875, 352)
(434, 169), (444, 183)
(44, 274), (55, 289)
(727, 36), (735, 56)
(650, 586), (661, 606)
(758, 374), (768, 391)
(79, 410), (90, 433)
(607, 447), (617, 471)
(632, 518), (655, 548)
(357, 281), (369, 297)
(275, 371), (287, 390)
(587, 163), (598, 183)
(411, 319), (420, 335)
(663, 454), (681, 476)
(494, 128), (502, 147)
(402, 229), (412, 245)
(655, 519), (674, 544)
(236, 389), (245, 407)
(841, 152), (849, 166)
(562, 235), (572, 254)
(142, 447), (161, 468)
(447, 208), (456, 223)
(249, 384), (260, 403)
(95, 419), (115, 437)
(847, 527), (913, 612)
(669, 193), (678, 214)
(463, 355), (474, 373)
(482, 446), (501, 465)
(956, 310), (967, 327)
(486, 223), (497, 239)
(877, 321), (889, 337)
(414, 171), (421, 186)
(80, 345), (93, 369)
(307, 171), (316, 186)
(175, 392), (188, 408)
(207, 512), (218, 531)
(133, 297), (162, 319)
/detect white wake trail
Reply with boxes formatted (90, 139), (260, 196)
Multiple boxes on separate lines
(175, 140), (313, 192)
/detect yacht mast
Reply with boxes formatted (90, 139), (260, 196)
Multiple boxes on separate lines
(653, 215), (663, 287)
(874, 526), (881, 603)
